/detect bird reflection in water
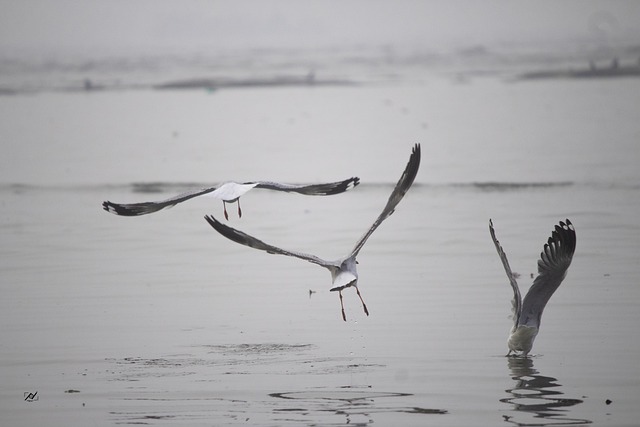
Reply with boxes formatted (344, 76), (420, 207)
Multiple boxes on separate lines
(501, 357), (591, 425)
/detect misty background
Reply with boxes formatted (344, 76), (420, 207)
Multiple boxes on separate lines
(2, 0), (640, 52)
(1, 0), (640, 94)
(2, 3), (640, 426)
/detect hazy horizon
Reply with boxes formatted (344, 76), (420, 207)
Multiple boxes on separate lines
(1, 0), (640, 56)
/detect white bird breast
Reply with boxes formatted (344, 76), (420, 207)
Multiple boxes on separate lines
(210, 182), (259, 201)
(508, 325), (539, 353)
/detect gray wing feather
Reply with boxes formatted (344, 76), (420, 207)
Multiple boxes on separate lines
(489, 219), (522, 328)
(102, 186), (219, 216)
(520, 219), (576, 328)
(348, 144), (421, 258)
(254, 177), (359, 195)
(204, 215), (333, 269)
(103, 177), (359, 216)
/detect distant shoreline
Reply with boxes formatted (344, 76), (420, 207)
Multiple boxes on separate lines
(154, 75), (355, 90)
(516, 60), (640, 81)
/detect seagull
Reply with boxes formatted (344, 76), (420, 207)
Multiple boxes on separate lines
(489, 219), (576, 356)
(102, 177), (359, 220)
(204, 144), (421, 321)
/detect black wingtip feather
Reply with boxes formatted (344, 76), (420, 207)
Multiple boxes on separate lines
(102, 200), (140, 216)
(204, 214), (245, 245)
(331, 176), (360, 195)
(403, 143), (421, 188)
(327, 176), (360, 195)
(204, 214), (223, 233)
(541, 218), (577, 263)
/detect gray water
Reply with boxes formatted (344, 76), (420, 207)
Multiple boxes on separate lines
(1, 67), (640, 425)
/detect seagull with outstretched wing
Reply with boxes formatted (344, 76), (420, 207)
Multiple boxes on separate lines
(103, 178), (359, 220)
(205, 144), (421, 321)
(490, 219), (576, 356)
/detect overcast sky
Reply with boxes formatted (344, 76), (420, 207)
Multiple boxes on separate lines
(1, 0), (639, 54)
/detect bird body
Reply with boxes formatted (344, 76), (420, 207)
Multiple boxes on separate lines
(103, 177), (359, 220)
(205, 144), (421, 320)
(209, 181), (259, 202)
(490, 219), (576, 356)
(507, 325), (538, 356)
(329, 258), (358, 292)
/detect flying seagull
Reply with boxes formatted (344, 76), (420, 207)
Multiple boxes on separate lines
(102, 177), (359, 220)
(204, 144), (421, 321)
(489, 219), (576, 356)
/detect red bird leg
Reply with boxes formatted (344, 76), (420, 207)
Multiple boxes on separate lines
(339, 291), (347, 322)
(356, 287), (369, 316)
(237, 199), (242, 218)
(223, 201), (229, 221)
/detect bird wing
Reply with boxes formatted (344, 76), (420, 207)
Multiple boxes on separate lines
(489, 219), (522, 328)
(254, 177), (360, 195)
(102, 177), (359, 217)
(520, 219), (576, 328)
(348, 143), (421, 258)
(102, 186), (219, 216)
(204, 215), (334, 269)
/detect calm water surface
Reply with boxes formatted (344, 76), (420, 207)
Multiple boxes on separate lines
(1, 77), (640, 426)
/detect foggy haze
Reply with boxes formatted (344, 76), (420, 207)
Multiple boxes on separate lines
(1, 0), (639, 55)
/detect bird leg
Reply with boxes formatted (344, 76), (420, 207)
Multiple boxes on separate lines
(223, 201), (229, 221)
(339, 291), (347, 321)
(237, 199), (242, 218)
(355, 287), (369, 316)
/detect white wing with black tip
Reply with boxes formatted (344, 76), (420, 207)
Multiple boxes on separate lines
(102, 177), (360, 217)
(519, 219), (576, 328)
(489, 219), (522, 328)
(204, 215), (336, 269)
(348, 143), (421, 259)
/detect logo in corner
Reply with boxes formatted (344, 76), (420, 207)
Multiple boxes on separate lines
(24, 391), (39, 402)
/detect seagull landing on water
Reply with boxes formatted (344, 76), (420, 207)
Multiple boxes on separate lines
(102, 178), (359, 220)
(489, 219), (576, 357)
(204, 144), (420, 321)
